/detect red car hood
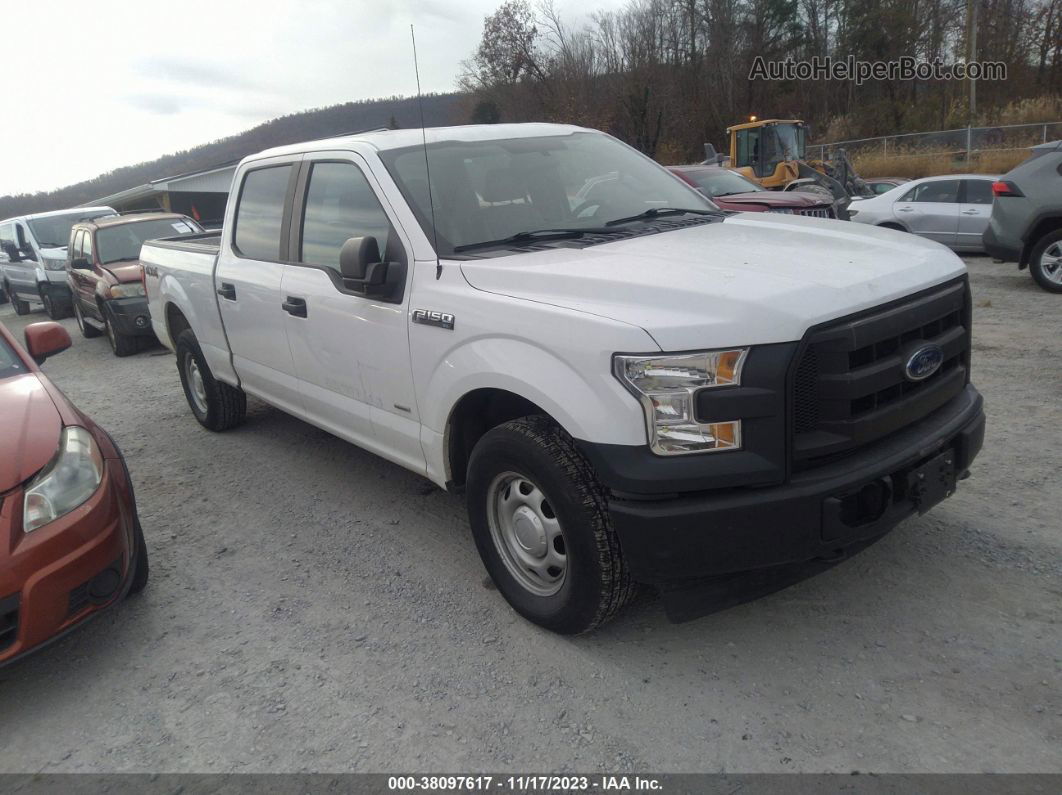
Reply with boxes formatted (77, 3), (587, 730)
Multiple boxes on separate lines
(103, 261), (144, 284)
(716, 191), (825, 208)
(0, 373), (62, 493)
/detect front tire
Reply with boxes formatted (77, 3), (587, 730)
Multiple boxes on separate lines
(74, 301), (103, 338)
(175, 328), (246, 431)
(127, 518), (150, 595)
(105, 312), (139, 357)
(12, 293), (31, 315)
(466, 416), (635, 634)
(41, 291), (67, 320)
(1029, 230), (1062, 294)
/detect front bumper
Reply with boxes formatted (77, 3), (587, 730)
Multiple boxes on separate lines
(104, 296), (155, 338)
(0, 451), (140, 667)
(608, 385), (984, 619)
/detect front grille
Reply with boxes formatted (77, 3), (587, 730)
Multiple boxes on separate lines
(791, 278), (971, 467)
(0, 593), (19, 652)
(799, 207), (834, 218)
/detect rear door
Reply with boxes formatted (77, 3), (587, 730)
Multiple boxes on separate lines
(892, 180), (961, 245)
(280, 153), (423, 472)
(214, 157), (304, 415)
(957, 178), (994, 249)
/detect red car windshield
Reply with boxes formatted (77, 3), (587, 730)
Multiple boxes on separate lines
(680, 169), (765, 198)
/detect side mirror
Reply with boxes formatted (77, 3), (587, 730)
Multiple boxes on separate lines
(19, 245), (37, 262)
(71, 257), (92, 270)
(339, 236), (388, 293)
(24, 322), (72, 365)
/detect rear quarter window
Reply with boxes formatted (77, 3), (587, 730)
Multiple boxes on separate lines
(233, 165), (293, 260)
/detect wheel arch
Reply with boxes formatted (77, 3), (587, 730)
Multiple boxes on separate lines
(1021, 215), (1062, 266)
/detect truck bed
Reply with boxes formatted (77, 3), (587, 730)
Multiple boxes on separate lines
(144, 231), (222, 254)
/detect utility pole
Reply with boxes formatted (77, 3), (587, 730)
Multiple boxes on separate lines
(967, 0), (978, 124)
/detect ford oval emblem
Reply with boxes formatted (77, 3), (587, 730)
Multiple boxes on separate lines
(903, 343), (945, 382)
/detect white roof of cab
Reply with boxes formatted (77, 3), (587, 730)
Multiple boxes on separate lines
(248, 123), (593, 163)
(1, 205), (115, 224)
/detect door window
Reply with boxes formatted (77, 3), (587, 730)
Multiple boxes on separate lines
(735, 128), (760, 169)
(70, 230), (84, 260)
(81, 231), (93, 263)
(299, 162), (392, 273)
(902, 180), (961, 203)
(963, 180), (994, 205)
(233, 165), (293, 260)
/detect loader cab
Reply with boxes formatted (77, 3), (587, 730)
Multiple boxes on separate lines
(729, 120), (807, 186)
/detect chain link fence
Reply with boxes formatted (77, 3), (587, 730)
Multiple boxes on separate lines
(808, 121), (1062, 162)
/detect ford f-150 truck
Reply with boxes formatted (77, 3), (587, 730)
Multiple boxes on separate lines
(143, 123), (985, 633)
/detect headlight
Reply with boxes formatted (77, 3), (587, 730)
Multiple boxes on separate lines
(613, 349), (747, 455)
(43, 257), (66, 271)
(110, 283), (145, 299)
(23, 427), (104, 533)
(847, 209), (859, 217)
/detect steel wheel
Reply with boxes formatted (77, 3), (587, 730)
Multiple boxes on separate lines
(1039, 241), (1062, 286)
(486, 471), (567, 597)
(184, 354), (209, 415)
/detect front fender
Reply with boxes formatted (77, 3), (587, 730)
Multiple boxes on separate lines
(422, 336), (648, 448)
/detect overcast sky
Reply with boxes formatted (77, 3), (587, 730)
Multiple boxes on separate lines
(1, 0), (623, 196)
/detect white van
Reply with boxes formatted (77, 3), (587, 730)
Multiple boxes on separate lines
(0, 206), (116, 317)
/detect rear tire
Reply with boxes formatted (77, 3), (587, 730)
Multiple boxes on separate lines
(1028, 230), (1062, 294)
(12, 293), (31, 315)
(466, 415), (635, 634)
(175, 328), (246, 431)
(74, 301), (103, 338)
(879, 223), (907, 232)
(127, 518), (149, 595)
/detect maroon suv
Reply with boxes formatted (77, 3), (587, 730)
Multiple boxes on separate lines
(669, 165), (837, 218)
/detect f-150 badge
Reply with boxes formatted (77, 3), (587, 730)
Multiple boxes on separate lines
(412, 309), (455, 330)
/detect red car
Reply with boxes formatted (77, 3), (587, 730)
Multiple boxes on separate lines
(0, 320), (147, 666)
(669, 165), (837, 218)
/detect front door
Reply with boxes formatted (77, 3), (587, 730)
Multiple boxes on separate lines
(957, 179), (994, 250)
(892, 179), (961, 246)
(280, 154), (423, 473)
(214, 158), (304, 416)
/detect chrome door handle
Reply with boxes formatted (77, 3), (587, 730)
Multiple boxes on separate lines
(896, 207), (914, 212)
(961, 209), (979, 215)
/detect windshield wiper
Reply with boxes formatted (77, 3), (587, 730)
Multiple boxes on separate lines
(604, 207), (719, 227)
(453, 227), (616, 253)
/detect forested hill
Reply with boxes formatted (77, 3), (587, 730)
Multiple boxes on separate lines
(0, 92), (464, 218)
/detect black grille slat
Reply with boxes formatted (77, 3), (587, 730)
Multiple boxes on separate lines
(791, 279), (971, 467)
(68, 582), (91, 617)
(0, 593), (19, 652)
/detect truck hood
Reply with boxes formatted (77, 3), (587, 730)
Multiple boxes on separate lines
(103, 261), (144, 284)
(459, 214), (967, 351)
(0, 373), (62, 493)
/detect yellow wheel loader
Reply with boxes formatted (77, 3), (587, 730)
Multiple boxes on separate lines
(703, 119), (872, 220)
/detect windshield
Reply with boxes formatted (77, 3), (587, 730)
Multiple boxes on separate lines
(379, 132), (714, 256)
(682, 169), (763, 197)
(774, 124), (806, 161)
(97, 218), (202, 265)
(28, 210), (114, 248)
(0, 334), (28, 380)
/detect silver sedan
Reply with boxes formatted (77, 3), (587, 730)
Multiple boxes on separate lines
(848, 174), (999, 252)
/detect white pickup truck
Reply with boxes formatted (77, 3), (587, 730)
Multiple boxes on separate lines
(144, 123), (984, 633)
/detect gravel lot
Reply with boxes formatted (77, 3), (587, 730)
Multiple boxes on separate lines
(0, 255), (1058, 774)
